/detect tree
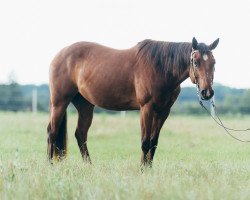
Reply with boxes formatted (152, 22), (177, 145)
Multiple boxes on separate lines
(6, 71), (24, 111)
(239, 90), (250, 114)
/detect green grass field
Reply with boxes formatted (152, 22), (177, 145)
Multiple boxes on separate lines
(0, 112), (250, 200)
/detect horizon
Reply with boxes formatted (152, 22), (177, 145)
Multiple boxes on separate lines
(1, 81), (248, 90)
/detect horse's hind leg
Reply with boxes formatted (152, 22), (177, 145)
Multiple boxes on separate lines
(47, 102), (69, 161)
(72, 93), (94, 163)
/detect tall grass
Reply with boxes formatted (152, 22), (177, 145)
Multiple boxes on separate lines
(0, 112), (250, 199)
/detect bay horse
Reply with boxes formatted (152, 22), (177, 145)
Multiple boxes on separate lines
(47, 37), (219, 166)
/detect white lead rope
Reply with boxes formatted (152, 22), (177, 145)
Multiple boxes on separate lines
(196, 85), (250, 142)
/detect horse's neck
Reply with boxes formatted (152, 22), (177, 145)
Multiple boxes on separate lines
(177, 65), (191, 85)
(171, 50), (191, 87)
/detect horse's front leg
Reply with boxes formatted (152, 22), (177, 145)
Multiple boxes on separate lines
(140, 103), (154, 167)
(147, 108), (171, 166)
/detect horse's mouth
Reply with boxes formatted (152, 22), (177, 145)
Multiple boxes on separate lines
(201, 95), (213, 101)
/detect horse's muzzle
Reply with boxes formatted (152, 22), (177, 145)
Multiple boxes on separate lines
(200, 89), (214, 100)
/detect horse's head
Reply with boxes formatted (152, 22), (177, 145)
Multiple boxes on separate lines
(189, 37), (219, 100)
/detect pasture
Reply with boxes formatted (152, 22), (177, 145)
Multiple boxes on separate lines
(0, 112), (250, 199)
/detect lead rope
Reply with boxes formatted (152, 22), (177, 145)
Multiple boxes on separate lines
(191, 50), (250, 142)
(196, 85), (250, 143)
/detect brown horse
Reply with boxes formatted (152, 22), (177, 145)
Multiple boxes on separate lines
(47, 37), (219, 166)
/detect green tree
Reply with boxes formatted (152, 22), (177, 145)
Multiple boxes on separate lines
(239, 90), (250, 114)
(6, 71), (24, 111)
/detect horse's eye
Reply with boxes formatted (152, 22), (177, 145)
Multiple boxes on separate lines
(194, 61), (199, 67)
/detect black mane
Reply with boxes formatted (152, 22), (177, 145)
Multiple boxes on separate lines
(137, 39), (192, 78)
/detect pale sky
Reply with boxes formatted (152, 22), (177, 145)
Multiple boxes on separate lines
(0, 0), (250, 88)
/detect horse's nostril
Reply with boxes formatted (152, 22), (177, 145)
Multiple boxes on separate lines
(200, 89), (214, 100)
(201, 89), (206, 97)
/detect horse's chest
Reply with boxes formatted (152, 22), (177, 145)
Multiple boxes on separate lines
(153, 87), (181, 109)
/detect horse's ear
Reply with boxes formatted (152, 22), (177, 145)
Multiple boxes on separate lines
(192, 37), (198, 50)
(209, 38), (219, 50)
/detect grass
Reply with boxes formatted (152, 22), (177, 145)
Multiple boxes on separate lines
(0, 112), (250, 199)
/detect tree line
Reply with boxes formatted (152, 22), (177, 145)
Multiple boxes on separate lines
(0, 82), (249, 115)
(172, 84), (250, 115)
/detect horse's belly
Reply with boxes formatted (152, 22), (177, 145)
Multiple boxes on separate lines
(98, 100), (140, 111)
(78, 84), (140, 111)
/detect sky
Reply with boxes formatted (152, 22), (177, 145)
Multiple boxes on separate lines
(0, 0), (250, 88)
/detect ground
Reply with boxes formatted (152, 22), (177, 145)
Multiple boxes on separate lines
(0, 112), (250, 200)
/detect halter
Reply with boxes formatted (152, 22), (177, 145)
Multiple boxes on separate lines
(190, 49), (201, 101)
(190, 49), (199, 84)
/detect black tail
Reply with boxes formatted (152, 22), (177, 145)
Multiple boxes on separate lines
(54, 112), (67, 159)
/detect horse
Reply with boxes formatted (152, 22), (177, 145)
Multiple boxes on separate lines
(47, 37), (219, 166)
